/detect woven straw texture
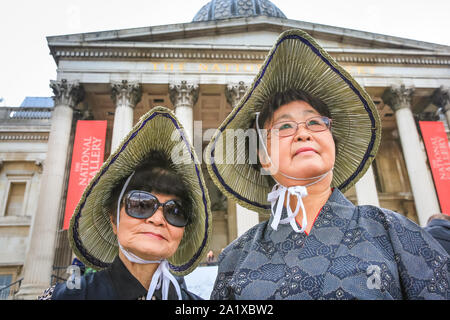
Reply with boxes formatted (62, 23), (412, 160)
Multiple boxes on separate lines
(69, 107), (211, 276)
(206, 29), (381, 215)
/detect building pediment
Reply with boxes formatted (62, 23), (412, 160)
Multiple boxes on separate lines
(47, 15), (450, 90)
(47, 16), (450, 57)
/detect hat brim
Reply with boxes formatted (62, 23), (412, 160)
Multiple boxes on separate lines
(206, 29), (381, 214)
(69, 107), (212, 276)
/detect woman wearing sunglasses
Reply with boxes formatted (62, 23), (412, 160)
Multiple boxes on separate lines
(39, 107), (212, 300)
(206, 29), (449, 300)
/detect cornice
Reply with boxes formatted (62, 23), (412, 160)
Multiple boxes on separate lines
(0, 133), (49, 141)
(51, 47), (450, 66)
(334, 55), (450, 65)
(53, 48), (268, 61)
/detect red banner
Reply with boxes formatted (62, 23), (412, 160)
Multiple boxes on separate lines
(419, 121), (450, 215)
(63, 120), (107, 230)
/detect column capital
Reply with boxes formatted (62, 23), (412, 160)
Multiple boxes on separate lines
(111, 80), (142, 108)
(225, 81), (249, 108)
(169, 80), (199, 108)
(382, 85), (415, 112)
(50, 79), (85, 109)
(431, 86), (450, 111)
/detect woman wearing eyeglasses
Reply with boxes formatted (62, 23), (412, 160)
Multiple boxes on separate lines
(39, 107), (212, 300)
(206, 29), (449, 300)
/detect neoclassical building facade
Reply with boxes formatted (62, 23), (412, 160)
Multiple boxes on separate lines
(1, 0), (449, 299)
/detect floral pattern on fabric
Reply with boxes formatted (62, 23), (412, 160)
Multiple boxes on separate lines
(211, 189), (449, 300)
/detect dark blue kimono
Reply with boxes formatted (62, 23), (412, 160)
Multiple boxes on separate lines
(39, 257), (201, 300)
(211, 189), (449, 300)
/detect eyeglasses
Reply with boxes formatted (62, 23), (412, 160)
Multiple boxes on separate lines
(268, 116), (332, 137)
(124, 190), (189, 227)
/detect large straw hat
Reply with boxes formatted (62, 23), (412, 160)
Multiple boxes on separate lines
(206, 29), (381, 215)
(69, 106), (212, 276)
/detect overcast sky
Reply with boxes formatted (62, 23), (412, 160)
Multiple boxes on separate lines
(0, 0), (449, 107)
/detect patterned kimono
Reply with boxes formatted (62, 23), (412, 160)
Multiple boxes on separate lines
(39, 257), (201, 300)
(211, 189), (449, 300)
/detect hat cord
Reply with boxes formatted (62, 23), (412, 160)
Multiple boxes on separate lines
(255, 112), (332, 233)
(116, 172), (182, 300)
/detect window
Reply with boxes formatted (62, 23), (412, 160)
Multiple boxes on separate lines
(0, 166), (34, 219)
(0, 274), (12, 300)
(5, 182), (26, 217)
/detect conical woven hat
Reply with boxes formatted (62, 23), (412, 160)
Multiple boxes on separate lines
(69, 106), (212, 276)
(206, 29), (381, 215)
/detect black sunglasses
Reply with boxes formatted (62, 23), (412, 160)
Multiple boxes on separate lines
(124, 190), (189, 227)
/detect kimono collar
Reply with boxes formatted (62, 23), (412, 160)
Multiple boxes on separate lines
(266, 188), (355, 239)
(107, 257), (183, 300)
(107, 257), (148, 299)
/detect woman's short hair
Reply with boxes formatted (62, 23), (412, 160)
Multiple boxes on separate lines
(107, 150), (192, 225)
(256, 88), (332, 129)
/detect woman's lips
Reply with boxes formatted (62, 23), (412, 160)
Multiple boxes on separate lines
(142, 232), (166, 240)
(294, 147), (318, 156)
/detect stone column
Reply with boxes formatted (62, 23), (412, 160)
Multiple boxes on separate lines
(110, 80), (142, 151)
(225, 81), (260, 235)
(382, 85), (441, 226)
(16, 80), (84, 299)
(169, 81), (199, 143)
(431, 86), (450, 127)
(355, 165), (380, 207)
(236, 205), (260, 237)
(226, 198), (238, 242)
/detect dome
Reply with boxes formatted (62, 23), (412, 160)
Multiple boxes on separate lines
(192, 0), (287, 22)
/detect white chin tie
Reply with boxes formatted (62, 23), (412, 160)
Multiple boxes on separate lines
(268, 184), (308, 233)
(118, 243), (182, 300)
(117, 172), (182, 300)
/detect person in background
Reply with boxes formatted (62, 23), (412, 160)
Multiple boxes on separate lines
(207, 250), (215, 265)
(424, 214), (450, 255)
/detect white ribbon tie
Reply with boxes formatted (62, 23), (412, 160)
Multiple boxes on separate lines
(267, 184), (308, 233)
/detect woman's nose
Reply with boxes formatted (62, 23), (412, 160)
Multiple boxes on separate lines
(146, 207), (166, 226)
(293, 123), (312, 141)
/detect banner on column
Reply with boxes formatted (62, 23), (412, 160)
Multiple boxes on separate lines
(63, 120), (107, 230)
(419, 121), (450, 215)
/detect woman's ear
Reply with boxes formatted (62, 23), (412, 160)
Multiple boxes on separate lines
(258, 148), (271, 169)
(110, 215), (117, 235)
(257, 145), (280, 177)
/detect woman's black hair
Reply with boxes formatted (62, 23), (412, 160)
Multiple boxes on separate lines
(108, 150), (192, 225)
(257, 88), (332, 129)
(251, 88), (338, 171)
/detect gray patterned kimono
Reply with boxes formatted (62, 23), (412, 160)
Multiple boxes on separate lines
(211, 189), (449, 300)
